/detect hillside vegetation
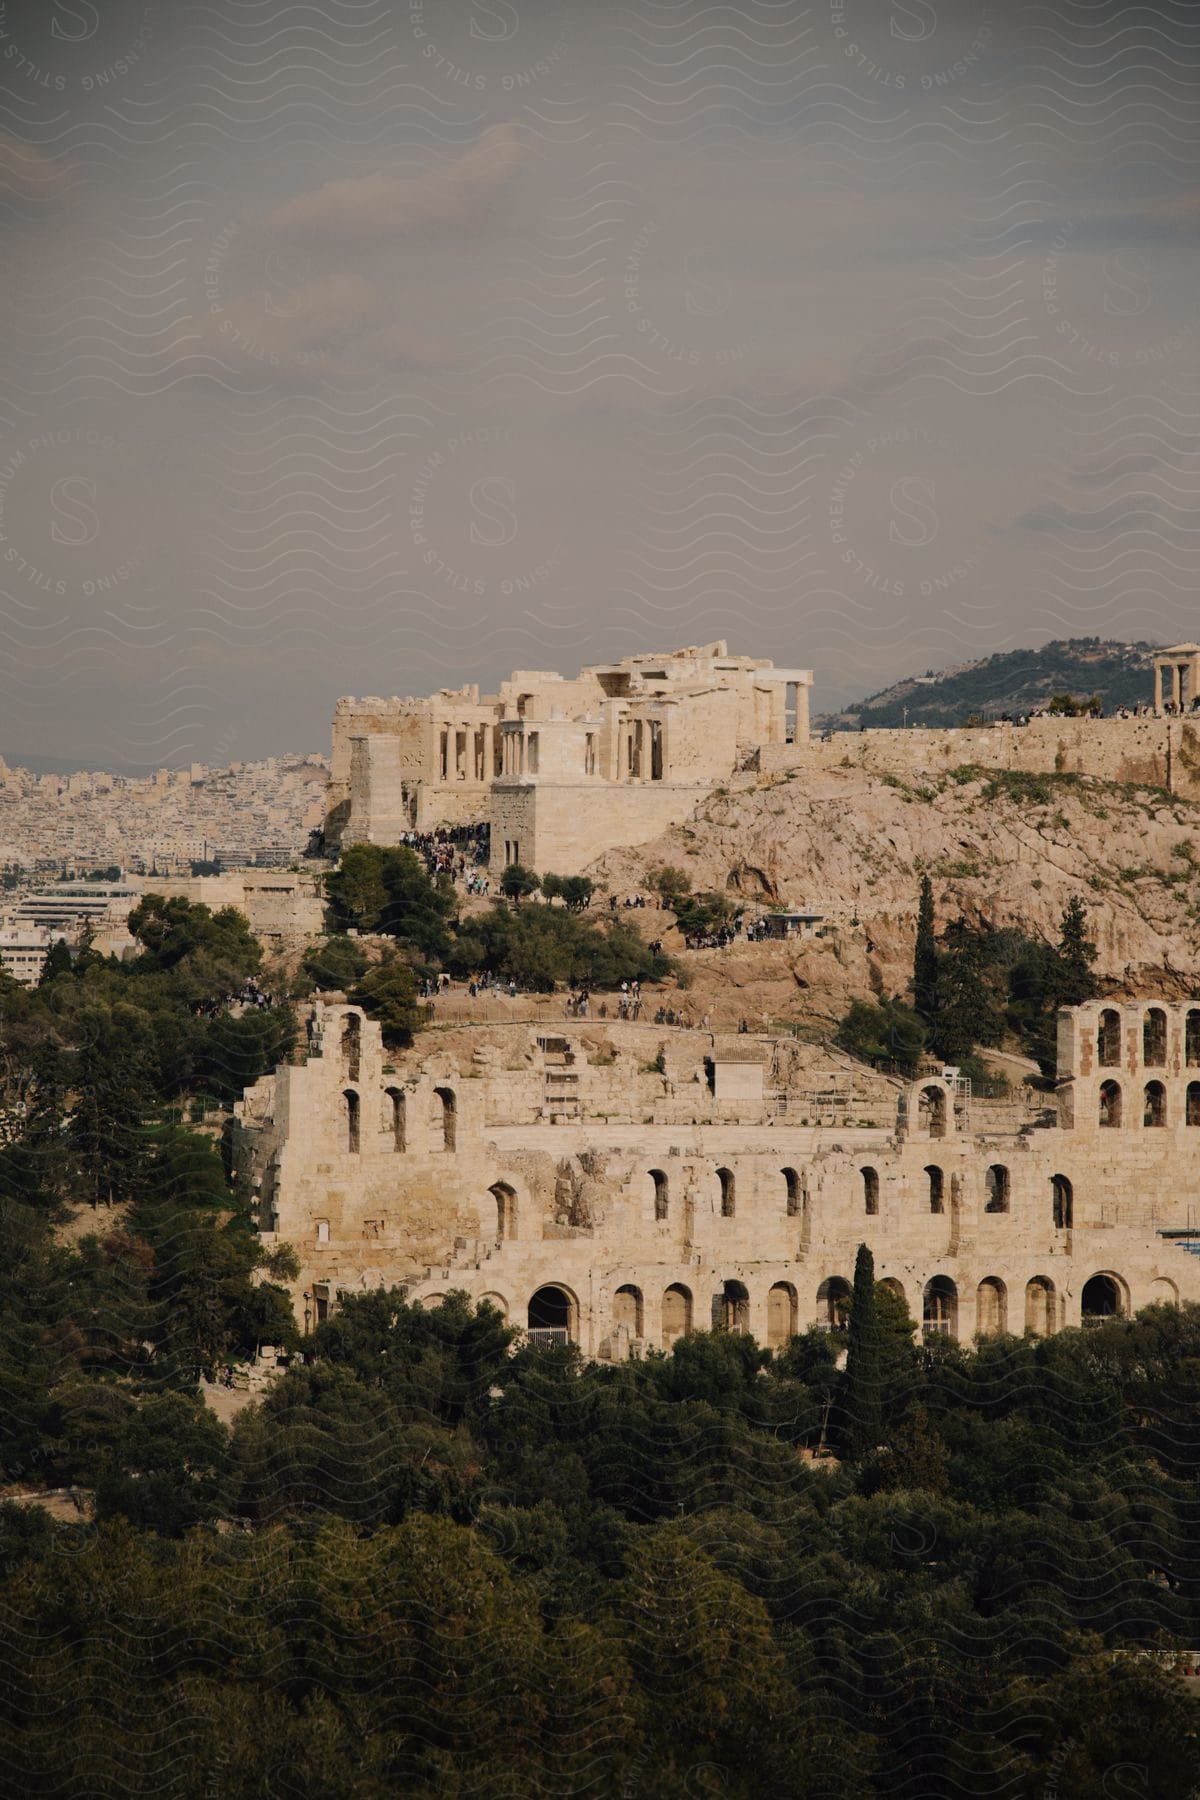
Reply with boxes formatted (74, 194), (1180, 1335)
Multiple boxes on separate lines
(818, 638), (1158, 731)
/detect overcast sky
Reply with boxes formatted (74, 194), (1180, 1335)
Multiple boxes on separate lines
(0, 0), (1197, 769)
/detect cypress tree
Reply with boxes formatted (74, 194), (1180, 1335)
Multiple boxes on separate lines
(1054, 896), (1098, 1006)
(913, 875), (939, 1024)
(839, 1243), (883, 1460)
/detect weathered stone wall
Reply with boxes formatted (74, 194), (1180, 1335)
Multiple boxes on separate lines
(234, 1000), (1200, 1354)
(797, 715), (1200, 797)
(487, 781), (713, 877)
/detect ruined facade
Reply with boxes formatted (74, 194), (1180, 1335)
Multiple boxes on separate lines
(328, 642), (812, 876)
(233, 997), (1200, 1354)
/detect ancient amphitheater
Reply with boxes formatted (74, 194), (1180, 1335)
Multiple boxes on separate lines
(234, 996), (1200, 1352)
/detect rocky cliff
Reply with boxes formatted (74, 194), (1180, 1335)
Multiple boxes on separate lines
(590, 765), (1200, 1030)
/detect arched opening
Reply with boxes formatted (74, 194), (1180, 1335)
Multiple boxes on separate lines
(613, 1284), (643, 1339)
(767, 1282), (798, 1349)
(717, 1166), (736, 1218)
(925, 1165), (944, 1214)
(1143, 1007), (1167, 1067)
(862, 1166), (879, 1215)
(1051, 1173), (1073, 1230)
(1099, 1079), (1122, 1128)
(782, 1167), (801, 1217)
(1188, 1082), (1200, 1126)
(1024, 1276), (1055, 1337)
(1151, 1276), (1180, 1308)
(1187, 1010), (1200, 1067)
(1144, 1080), (1166, 1127)
(342, 1089), (360, 1155)
(527, 1284), (577, 1346)
(1081, 1273), (1125, 1325)
(433, 1086), (457, 1152)
(419, 1292), (446, 1312)
(479, 1292), (508, 1319)
(976, 1277), (1007, 1337)
(879, 1276), (906, 1306)
(816, 1276), (851, 1331)
(650, 1168), (669, 1222)
(713, 1279), (750, 1334)
(662, 1284), (693, 1348)
(341, 1013), (361, 1083)
(919, 1084), (947, 1139)
(923, 1276), (958, 1340)
(384, 1087), (405, 1152)
(490, 1181), (517, 1242)
(984, 1164), (1010, 1213)
(1097, 1009), (1121, 1068)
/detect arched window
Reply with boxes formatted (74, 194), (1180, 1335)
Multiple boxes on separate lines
(976, 1277), (1006, 1337)
(527, 1284), (577, 1345)
(384, 1087), (405, 1152)
(782, 1167), (801, 1217)
(1187, 1010), (1200, 1068)
(1144, 1080), (1166, 1127)
(1188, 1082), (1200, 1126)
(1081, 1273), (1125, 1325)
(1051, 1173), (1073, 1230)
(490, 1181), (516, 1241)
(713, 1279), (750, 1334)
(433, 1086), (456, 1152)
(1024, 1276), (1055, 1337)
(919, 1085), (947, 1139)
(923, 1276), (957, 1340)
(767, 1282), (798, 1349)
(862, 1167), (879, 1215)
(1099, 1079), (1122, 1128)
(816, 1277), (851, 1330)
(341, 1013), (361, 1083)
(925, 1165), (944, 1214)
(342, 1089), (360, 1155)
(1097, 1009), (1121, 1068)
(1143, 1007), (1167, 1067)
(717, 1167), (736, 1218)
(662, 1284), (692, 1348)
(613, 1285), (643, 1338)
(650, 1168), (669, 1222)
(984, 1164), (1009, 1213)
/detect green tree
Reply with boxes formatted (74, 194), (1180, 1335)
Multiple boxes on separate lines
(930, 921), (1002, 1061)
(301, 933), (368, 992)
(837, 1244), (884, 1459)
(1054, 895), (1098, 1006)
(539, 872), (564, 905)
(500, 863), (540, 904)
(348, 953), (423, 1046)
(835, 998), (926, 1076)
(561, 875), (595, 911)
(913, 874), (938, 1022)
(325, 845), (454, 958)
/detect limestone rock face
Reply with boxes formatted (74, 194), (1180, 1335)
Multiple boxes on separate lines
(591, 766), (1200, 1025)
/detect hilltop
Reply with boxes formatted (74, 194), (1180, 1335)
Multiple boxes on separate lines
(816, 639), (1159, 732)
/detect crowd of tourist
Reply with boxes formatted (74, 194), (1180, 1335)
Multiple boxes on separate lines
(396, 825), (490, 886)
(191, 977), (273, 1018)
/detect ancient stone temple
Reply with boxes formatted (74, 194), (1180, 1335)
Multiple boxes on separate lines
(234, 996), (1200, 1352)
(327, 642), (813, 876)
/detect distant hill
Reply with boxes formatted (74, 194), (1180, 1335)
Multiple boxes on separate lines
(816, 639), (1161, 731)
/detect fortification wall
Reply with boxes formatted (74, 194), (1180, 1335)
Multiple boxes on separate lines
(797, 715), (1200, 797)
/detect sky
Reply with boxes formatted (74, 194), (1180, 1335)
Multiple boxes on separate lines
(0, 0), (1197, 769)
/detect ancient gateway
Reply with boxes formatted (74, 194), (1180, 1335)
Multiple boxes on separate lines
(234, 997), (1200, 1350)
